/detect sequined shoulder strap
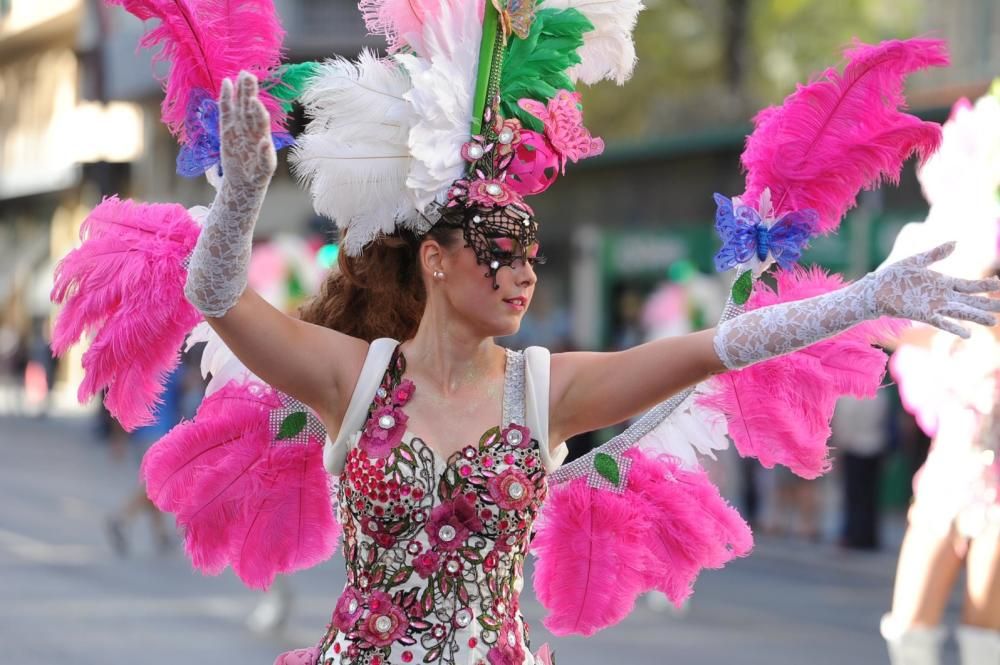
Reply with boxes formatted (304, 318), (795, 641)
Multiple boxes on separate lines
(502, 348), (526, 427)
(524, 346), (569, 473)
(322, 337), (399, 474)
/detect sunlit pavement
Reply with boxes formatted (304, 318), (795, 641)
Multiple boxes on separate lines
(0, 413), (965, 665)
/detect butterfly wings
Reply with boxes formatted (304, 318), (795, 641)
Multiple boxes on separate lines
(713, 194), (817, 273)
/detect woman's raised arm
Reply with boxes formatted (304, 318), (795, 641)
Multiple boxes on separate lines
(184, 72), (367, 423)
(550, 242), (1000, 445)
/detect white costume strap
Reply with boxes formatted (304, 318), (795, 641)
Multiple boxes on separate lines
(323, 337), (399, 474)
(524, 346), (568, 473)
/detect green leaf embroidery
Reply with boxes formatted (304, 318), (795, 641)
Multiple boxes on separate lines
(594, 452), (620, 486)
(276, 411), (308, 440)
(731, 270), (753, 305)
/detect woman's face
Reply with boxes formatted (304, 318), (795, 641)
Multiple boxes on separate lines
(435, 235), (540, 338)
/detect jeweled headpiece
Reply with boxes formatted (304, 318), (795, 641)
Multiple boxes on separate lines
(291, 0), (643, 258)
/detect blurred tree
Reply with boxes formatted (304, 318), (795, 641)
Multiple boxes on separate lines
(581, 0), (921, 141)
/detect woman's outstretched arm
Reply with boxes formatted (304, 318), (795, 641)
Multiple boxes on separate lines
(184, 71), (367, 423)
(549, 242), (1000, 445)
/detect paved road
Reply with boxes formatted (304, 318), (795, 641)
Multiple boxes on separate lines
(0, 413), (963, 665)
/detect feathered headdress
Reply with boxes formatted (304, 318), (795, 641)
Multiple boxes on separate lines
(291, 0), (639, 255)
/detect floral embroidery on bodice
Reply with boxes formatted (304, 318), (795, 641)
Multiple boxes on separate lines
(318, 347), (549, 665)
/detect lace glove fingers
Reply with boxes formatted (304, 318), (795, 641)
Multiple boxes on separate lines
(900, 240), (956, 268)
(218, 72), (277, 188)
(952, 276), (1000, 296)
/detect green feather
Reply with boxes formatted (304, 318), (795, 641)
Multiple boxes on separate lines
(500, 8), (593, 132)
(265, 62), (322, 114)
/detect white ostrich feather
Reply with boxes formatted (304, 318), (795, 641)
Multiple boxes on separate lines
(398, 0), (482, 211)
(544, 0), (644, 85)
(290, 50), (419, 256)
(185, 322), (260, 396)
(636, 385), (729, 469)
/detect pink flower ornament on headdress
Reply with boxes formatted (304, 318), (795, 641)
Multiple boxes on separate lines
(518, 90), (605, 174)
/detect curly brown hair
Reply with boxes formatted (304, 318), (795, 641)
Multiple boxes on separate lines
(299, 224), (463, 342)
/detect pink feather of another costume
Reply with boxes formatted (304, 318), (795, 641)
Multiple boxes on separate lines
(741, 38), (948, 234)
(50, 196), (202, 430)
(143, 381), (341, 587)
(700, 267), (907, 478)
(107, 0), (286, 143)
(532, 449), (751, 636)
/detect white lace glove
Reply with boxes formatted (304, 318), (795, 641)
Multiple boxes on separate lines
(714, 242), (1000, 370)
(184, 71), (277, 318)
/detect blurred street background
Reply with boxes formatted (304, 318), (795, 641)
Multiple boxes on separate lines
(3, 1), (1000, 664)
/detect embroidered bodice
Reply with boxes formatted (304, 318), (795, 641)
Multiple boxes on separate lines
(318, 347), (549, 665)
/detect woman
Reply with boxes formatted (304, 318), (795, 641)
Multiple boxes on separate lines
(179, 67), (1000, 665)
(882, 317), (1000, 665)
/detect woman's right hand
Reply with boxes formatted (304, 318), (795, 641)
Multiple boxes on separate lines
(218, 71), (278, 192)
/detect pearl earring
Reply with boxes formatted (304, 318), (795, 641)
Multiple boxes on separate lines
(433, 271), (445, 279)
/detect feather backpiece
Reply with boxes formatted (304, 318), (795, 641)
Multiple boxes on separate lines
(699, 267), (907, 478)
(397, 0), (483, 212)
(107, 0), (287, 143)
(143, 380), (340, 588)
(50, 196), (202, 430)
(741, 38), (948, 234)
(533, 448), (750, 636)
(291, 51), (419, 256)
(542, 0), (644, 85)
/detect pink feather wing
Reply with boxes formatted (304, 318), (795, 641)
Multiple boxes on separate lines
(699, 267), (906, 478)
(143, 382), (340, 585)
(741, 38), (948, 233)
(532, 449), (751, 636)
(230, 440), (341, 590)
(532, 475), (650, 636)
(107, 0), (287, 142)
(50, 197), (202, 429)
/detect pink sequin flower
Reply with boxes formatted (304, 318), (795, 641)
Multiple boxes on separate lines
(500, 424), (531, 449)
(493, 117), (524, 157)
(518, 90), (604, 173)
(359, 591), (409, 648)
(487, 620), (525, 665)
(413, 550), (441, 578)
(331, 587), (364, 632)
(393, 379), (415, 406)
(427, 495), (484, 551)
(360, 404), (408, 458)
(465, 178), (524, 209)
(487, 468), (535, 511)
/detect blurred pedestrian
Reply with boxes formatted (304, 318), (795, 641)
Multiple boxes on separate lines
(882, 323), (1000, 664)
(833, 393), (890, 550)
(106, 364), (185, 555)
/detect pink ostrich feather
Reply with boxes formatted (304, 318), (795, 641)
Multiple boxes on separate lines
(741, 38), (948, 234)
(230, 440), (341, 589)
(532, 449), (751, 636)
(50, 197), (202, 430)
(107, 0), (286, 143)
(143, 381), (340, 586)
(532, 475), (651, 636)
(359, 0), (479, 54)
(700, 267), (907, 478)
(628, 450), (752, 603)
